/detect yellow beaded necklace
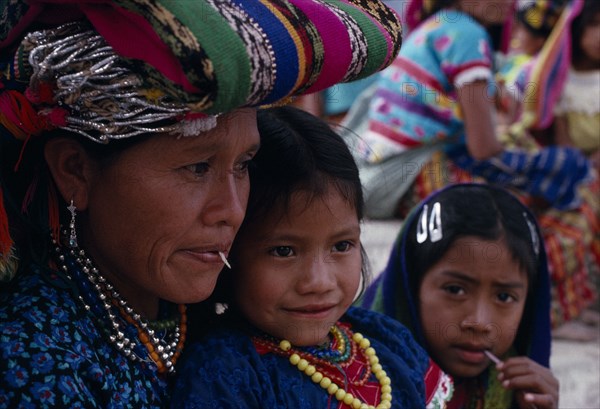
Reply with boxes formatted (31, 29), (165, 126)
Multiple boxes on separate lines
(278, 331), (393, 409)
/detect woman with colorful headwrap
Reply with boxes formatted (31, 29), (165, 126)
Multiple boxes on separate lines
(0, 1), (403, 406)
(342, 0), (599, 330)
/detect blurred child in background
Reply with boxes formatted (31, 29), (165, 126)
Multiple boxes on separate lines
(554, 0), (600, 170)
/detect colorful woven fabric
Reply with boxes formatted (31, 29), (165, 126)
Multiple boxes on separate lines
(362, 9), (494, 164)
(0, 0), (402, 115)
(0, 0), (403, 271)
(448, 144), (591, 211)
(171, 307), (430, 408)
(0, 267), (171, 407)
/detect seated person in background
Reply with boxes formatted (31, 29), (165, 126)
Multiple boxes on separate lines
(360, 184), (559, 409)
(497, 0), (564, 124)
(553, 0), (600, 171)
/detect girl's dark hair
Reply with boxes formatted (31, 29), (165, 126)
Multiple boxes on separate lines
(248, 105), (364, 223)
(404, 185), (541, 354)
(188, 106), (367, 338)
(405, 185), (539, 288)
(571, 0), (600, 65)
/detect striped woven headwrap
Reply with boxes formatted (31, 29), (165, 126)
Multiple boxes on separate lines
(1, 0), (403, 134)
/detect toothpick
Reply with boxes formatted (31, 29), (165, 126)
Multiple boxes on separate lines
(484, 350), (502, 365)
(218, 251), (231, 269)
(484, 350), (537, 408)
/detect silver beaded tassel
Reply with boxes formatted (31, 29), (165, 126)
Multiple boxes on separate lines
(24, 21), (216, 143)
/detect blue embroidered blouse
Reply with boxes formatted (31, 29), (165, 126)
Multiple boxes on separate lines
(171, 307), (429, 409)
(0, 266), (168, 408)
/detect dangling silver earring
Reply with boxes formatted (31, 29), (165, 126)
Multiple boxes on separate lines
(67, 199), (78, 248)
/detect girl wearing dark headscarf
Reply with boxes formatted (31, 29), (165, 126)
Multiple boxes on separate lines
(361, 184), (558, 408)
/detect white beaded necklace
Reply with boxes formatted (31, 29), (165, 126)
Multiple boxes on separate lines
(278, 332), (393, 409)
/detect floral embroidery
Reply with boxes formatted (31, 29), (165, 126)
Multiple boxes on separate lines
(0, 268), (169, 408)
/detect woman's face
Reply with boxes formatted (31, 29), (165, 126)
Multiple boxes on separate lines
(461, 0), (512, 26)
(418, 236), (529, 379)
(233, 189), (362, 346)
(81, 108), (260, 318)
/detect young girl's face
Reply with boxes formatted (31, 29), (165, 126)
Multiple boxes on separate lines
(233, 188), (362, 346)
(418, 236), (529, 378)
(580, 13), (600, 65)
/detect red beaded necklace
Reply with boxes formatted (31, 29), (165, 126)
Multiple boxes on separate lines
(252, 325), (372, 388)
(253, 325), (393, 409)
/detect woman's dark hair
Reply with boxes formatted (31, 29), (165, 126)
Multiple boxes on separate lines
(571, 0), (600, 65)
(188, 106), (368, 338)
(404, 184), (541, 354)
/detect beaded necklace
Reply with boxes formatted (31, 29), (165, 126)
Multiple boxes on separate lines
(253, 325), (393, 409)
(52, 238), (187, 375)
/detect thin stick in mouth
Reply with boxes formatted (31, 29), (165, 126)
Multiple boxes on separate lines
(483, 350), (502, 365)
(218, 251), (231, 269)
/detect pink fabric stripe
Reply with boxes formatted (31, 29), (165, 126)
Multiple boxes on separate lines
(80, 3), (200, 92)
(405, 0), (424, 32)
(499, 0), (517, 54)
(393, 57), (445, 94)
(537, 43), (567, 126)
(532, 0), (583, 128)
(291, 1), (352, 93)
(369, 121), (423, 148)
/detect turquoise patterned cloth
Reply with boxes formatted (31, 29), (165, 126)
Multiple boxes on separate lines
(360, 10), (494, 163)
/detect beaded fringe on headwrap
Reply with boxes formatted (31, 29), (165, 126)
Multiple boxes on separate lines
(22, 22), (214, 143)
